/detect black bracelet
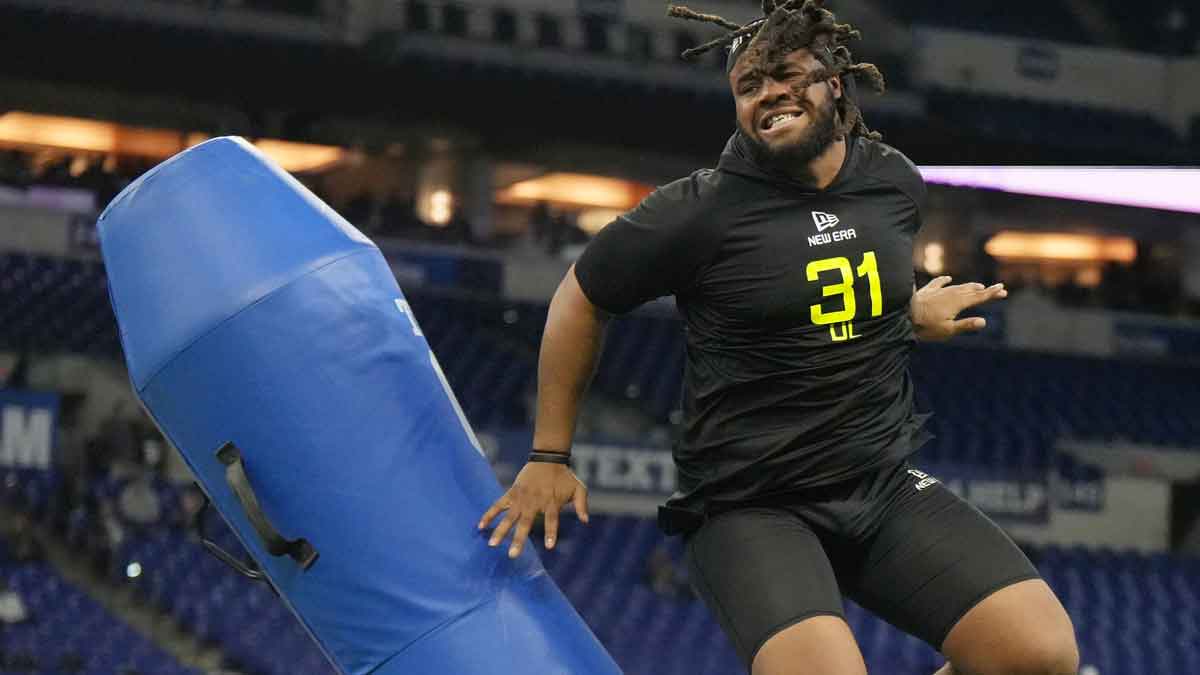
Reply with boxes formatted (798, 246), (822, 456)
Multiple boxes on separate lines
(529, 451), (571, 465)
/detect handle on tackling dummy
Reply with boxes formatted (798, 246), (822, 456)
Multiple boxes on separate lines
(217, 441), (319, 571)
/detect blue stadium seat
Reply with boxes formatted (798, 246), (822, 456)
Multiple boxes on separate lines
(5, 252), (1200, 673)
(15, 492), (1200, 675)
(7, 251), (1198, 465)
(0, 558), (195, 673)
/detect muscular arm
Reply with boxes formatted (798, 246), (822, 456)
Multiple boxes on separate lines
(481, 180), (702, 557)
(478, 265), (607, 558)
(532, 265), (610, 451)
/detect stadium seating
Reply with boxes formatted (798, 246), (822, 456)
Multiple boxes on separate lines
(3, 252), (1198, 469)
(115, 522), (331, 675)
(404, 292), (536, 429)
(100, 506), (1200, 675)
(0, 253), (531, 430)
(13, 464), (1200, 674)
(0, 254), (119, 357)
(521, 517), (1200, 675)
(913, 345), (1200, 464)
(462, 294), (1198, 467)
(0, 539), (196, 675)
(2, 251), (1198, 673)
(2, 469), (62, 522)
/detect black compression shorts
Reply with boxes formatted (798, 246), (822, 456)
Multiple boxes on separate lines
(683, 460), (1040, 668)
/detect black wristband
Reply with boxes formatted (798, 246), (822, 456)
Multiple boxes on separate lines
(528, 451), (571, 465)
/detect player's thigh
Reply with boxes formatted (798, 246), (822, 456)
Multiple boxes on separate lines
(685, 507), (864, 674)
(844, 468), (1044, 651)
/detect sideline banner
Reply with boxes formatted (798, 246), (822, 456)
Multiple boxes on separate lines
(1113, 319), (1200, 361)
(0, 389), (58, 471)
(482, 429), (1103, 525)
(924, 463), (1050, 524)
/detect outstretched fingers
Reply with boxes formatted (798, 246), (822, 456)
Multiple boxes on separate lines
(573, 482), (590, 524)
(478, 495), (510, 531)
(923, 275), (953, 292)
(488, 510), (519, 549)
(957, 283), (1007, 311)
(544, 507), (559, 550)
(480, 471), (592, 559)
(952, 317), (988, 334)
(508, 512), (535, 559)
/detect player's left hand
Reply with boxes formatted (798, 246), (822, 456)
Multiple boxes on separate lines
(911, 276), (1007, 341)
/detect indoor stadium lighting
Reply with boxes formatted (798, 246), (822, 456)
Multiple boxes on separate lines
(1075, 267), (1103, 287)
(920, 166), (1200, 216)
(576, 208), (626, 235)
(984, 232), (1137, 263)
(503, 167), (1200, 217)
(0, 112), (189, 156)
(0, 112), (344, 172)
(923, 242), (945, 274)
(495, 173), (653, 210)
(427, 189), (454, 226)
(251, 138), (344, 173)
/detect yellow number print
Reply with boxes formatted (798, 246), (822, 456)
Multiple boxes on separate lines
(856, 252), (883, 318)
(806, 257), (856, 325)
(806, 251), (883, 326)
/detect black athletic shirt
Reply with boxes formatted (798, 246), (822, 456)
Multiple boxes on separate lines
(574, 132), (932, 515)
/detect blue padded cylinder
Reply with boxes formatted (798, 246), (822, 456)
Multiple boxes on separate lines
(98, 137), (621, 675)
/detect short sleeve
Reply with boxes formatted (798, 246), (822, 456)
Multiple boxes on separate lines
(905, 158), (928, 234)
(873, 141), (927, 235)
(574, 172), (720, 315)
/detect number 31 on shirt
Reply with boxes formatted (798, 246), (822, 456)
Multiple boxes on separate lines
(806, 252), (881, 342)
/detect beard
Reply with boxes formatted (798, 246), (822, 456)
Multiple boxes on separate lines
(740, 95), (839, 181)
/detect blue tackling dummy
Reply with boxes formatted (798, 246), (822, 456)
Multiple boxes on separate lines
(98, 137), (622, 675)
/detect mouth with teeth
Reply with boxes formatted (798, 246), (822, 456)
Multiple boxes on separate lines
(760, 110), (805, 134)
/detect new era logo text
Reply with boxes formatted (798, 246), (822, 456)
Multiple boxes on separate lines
(807, 212), (855, 247)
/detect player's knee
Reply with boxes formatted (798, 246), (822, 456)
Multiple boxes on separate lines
(982, 633), (1079, 675)
(751, 615), (867, 675)
(944, 579), (1079, 675)
(1016, 611), (1079, 675)
(1013, 645), (1079, 675)
(1024, 639), (1078, 675)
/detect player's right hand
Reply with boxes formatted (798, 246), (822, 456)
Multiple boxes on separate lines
(478, 460), (589, 559)
(912, 276), (1007, 341)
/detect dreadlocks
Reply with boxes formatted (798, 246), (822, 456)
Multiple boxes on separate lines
(667, 0), (885, 141)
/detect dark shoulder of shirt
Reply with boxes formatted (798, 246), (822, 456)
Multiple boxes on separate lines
(573, 168), (756, 316)
(850, 137), (928, 226)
